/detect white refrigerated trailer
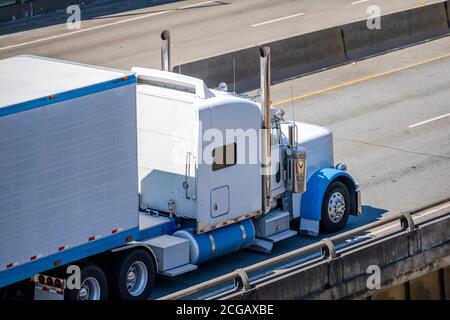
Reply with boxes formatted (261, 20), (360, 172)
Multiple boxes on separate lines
(0, 37), (361, 300)
(0, 56), (183, 300)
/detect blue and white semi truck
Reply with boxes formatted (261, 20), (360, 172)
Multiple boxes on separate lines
(0, 34), (360, 300)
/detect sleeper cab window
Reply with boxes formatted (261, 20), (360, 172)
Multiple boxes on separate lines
(212, 143), (237, 171)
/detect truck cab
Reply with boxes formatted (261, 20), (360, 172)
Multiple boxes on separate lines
(0, 34), (361, 301)
(131, 44), (361, 259)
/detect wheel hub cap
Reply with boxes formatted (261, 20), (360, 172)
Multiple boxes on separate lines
(328, 191), (346, 223)
(126, 261), (148, 297)
(79, 277), (101, 300)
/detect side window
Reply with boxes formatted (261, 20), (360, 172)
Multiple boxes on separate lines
(212, 143), (237, 171)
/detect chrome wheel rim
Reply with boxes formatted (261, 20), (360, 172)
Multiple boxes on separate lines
(79, 277), (101, 300)
(328, 191), (346, 223)
(126, 261), (148, 297)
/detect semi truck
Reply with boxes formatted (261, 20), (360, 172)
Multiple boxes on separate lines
(0, 32), (361, 300)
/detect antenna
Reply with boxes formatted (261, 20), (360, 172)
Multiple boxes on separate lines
(233, 57), (236, 94)
(290, 80), (295, 121)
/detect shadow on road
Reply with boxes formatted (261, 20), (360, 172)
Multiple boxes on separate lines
(0, 0), (230, 36)
(352, 204), (389, 227)
(150, 204), (390, 298)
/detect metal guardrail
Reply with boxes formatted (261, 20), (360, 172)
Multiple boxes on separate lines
(159, 199), (450, 300)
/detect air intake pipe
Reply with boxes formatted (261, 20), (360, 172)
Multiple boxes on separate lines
(161, 30), (171, 72)
(260, 46), (271, 214)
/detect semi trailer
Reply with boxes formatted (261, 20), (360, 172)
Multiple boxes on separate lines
(0, 32), (361, 300)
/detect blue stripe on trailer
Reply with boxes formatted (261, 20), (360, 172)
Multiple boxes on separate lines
(0, 227), (139, 288)
(0, 75), (136, 118)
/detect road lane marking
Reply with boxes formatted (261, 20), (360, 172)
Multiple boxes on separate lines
(272, 52), (450, 107)
(408, 113), (450, 128)
(0, 0), (219, 52)
(351, 0), (370, 5)
(251, 12), (304, 28)
(179, 0), (215, 9)
(0, 10), (171, 52)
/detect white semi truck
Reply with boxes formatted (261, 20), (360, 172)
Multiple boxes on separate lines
(0, 32), (360, 300)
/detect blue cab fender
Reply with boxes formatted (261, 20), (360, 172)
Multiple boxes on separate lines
(299, 168), (360, 236)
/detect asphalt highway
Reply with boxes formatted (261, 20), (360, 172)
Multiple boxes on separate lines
(0, 0), (448, 299)
(152, 36), (450, 298)
(0, 0), (445, 68)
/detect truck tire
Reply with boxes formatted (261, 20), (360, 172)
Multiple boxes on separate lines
(321, 181), (350, 233)
(0, 287), (7, 300)
(109, 248), (155, 300)
(65, 264), (108, 300)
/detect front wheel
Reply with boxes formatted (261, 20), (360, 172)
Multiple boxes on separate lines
(321, 181), (350, 233)
(109, 248), (155, 300)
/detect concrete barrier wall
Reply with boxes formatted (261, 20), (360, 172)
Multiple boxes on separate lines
(175, 2), (450, 93)
(174, 46), (261, 94)
(174, 27), (346, 93)
(343, 3), (450, 60)
(0, 0), (179, 24)
(446, 0), (450, 29)
(222, 213), (450, 300)
(0, 0), (89, 23)
(264, 27), (347, 86)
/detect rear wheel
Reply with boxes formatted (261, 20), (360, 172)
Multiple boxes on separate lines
(321, 181), (350, 233)
(0, 287), (7, 300)
(109, 248), (155, 300)
(65, 263), (108, 300)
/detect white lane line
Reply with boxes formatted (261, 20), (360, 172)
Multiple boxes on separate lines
(251, 12), (304, 28)
(178, 0), (215, 9)
(0, 10), (170, 52)
(351, 0), (369, 5)
(408, 113), (450, 128)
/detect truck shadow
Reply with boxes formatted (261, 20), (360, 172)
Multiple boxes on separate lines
(151, 204), (389, 299)
(350, 205), (389, 228)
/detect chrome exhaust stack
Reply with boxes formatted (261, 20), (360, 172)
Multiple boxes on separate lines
(288, 124), (297, 148)
(260, 46), (272, 214)
(161, 30), (171, 72)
